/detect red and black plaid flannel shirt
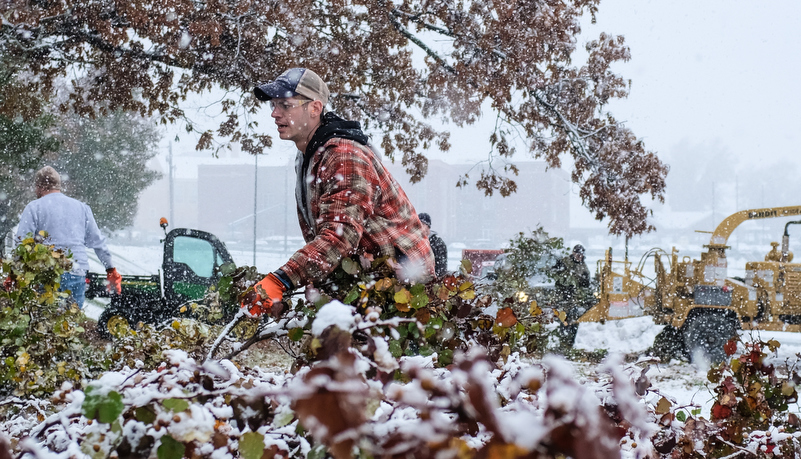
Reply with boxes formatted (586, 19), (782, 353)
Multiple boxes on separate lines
(280, 138), (435, 287)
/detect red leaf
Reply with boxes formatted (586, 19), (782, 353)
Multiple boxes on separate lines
(723, 338), (737, 356)
(292, 352), (369, 459)
(496, 307), (518, 328)
(711, 403), (732, 420)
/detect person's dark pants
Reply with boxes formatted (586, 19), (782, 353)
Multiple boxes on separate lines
(60, 272), (86, 309)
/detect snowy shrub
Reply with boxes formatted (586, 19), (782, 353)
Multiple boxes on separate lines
(0, 334), (655, 458)
(205, 253), (555, 369)
(660, 338), (801, 457)
(10, 239), (801, 457)
(489, 228), (568, 310)
(0, 233), (101, 396)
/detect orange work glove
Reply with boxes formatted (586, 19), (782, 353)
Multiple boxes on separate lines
(106, 268), (122, 295)
(241, 273), (287, 317)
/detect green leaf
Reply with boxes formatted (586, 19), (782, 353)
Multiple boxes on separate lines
(676, 410), (687, 422)
(407, 321), (419, 338)
(341, 257), (359, 275)
(217, 276), (233, 295)
(424, 324), (438, 339)
(274, 409), (295, 428)
(438, 349), (454, 366)
(220, 262), (237, 276)
(162, 398), (189, 412)
(411, 292), (429, 310)
(691, 408), (702, 416)
(157, 435), (185, 459)
(388, 340), (403, 358)
(239, 432), (265, 459)
(288, 327), (305, 342)
(343, 285), (359, 305)
(135, 406), (157, 424)
(308, 445), (327, 459)
(82, 387), (124, 424)
(396, 326), (408, 339)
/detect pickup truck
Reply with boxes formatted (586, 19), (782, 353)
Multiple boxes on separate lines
(86, 226), (235, 339)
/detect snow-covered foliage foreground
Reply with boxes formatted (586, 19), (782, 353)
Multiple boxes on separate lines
(3, 306), (801, 458)
(0, 330), (654, 458)
(4, 238), (801, 458)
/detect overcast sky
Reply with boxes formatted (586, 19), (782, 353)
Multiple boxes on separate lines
(441, 0), (801, 165)
(584, 0), (801, 167)
(575, 1), (801, 227)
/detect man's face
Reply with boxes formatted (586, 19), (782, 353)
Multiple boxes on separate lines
(270, 97), (314, 144)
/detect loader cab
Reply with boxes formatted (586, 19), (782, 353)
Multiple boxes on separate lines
(162, 228), (235, 306)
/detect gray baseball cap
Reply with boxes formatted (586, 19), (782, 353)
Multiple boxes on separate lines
(254, 68), (329, 106)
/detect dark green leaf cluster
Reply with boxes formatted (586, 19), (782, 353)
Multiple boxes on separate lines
(0, 54), (161, 239)
(0, 56), (60, 242)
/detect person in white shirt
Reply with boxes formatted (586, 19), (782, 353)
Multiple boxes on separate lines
(15, 166), (121, 308)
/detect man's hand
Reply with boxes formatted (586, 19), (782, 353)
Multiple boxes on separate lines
(106, 268), (122, 295)
(241, 273), (287, 317)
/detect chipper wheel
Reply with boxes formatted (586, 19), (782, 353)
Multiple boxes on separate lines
(682, 312), (737, 364)
(97, 306), (137, 340)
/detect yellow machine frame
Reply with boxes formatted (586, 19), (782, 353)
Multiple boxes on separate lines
(581, 205), (801, 332)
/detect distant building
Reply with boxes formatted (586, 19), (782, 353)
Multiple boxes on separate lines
(383, 160), (570, 245)
(131, 155), (571, 249)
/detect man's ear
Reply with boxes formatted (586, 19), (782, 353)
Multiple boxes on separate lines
(310, 100), (324, 118)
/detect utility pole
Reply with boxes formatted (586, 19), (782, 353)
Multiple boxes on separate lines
(168, 142), (174, 226)
(253, 154), (258, 267)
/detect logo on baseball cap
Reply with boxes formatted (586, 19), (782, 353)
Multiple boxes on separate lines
(254, 68), (329, 106)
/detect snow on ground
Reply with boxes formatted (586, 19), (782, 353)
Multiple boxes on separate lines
(571, 315), (801, 419)
(575, 316), (663, 355)
(569, 317), (711, 417)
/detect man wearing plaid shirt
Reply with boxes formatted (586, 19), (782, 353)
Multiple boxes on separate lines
(243, 68), (435, 316)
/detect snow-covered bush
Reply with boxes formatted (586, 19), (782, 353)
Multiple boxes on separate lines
(661, 338), (801, 457)
(0, 330), (654, 458)
(0, 233), (100, 396)
(206, 253), (555, 367)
